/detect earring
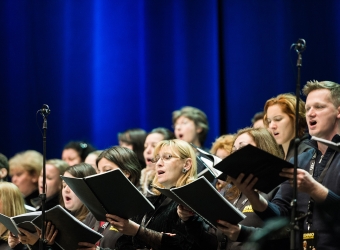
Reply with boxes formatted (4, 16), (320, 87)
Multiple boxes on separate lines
(182, 168), (187, 173)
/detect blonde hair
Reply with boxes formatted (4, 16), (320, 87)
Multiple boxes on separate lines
(46, 159), (69, 176)
(0, 182), (26, 241)
(210, 134), (235, 156)
(9, 150), (43, 178)
(45, 159), (69, 195)
(303, 80), (340, 107)
(152, 139), (197, 194)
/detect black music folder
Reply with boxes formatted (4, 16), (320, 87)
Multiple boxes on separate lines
(155, 176), (246, 228)
(214, 144), (293, 193)
(61, 168), (155, 221)
(32, 205), (103, 250)
(0, 211), (41, 236)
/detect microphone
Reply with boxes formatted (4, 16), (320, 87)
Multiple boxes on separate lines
(294, 38), (306, 53)
(40, 104), (51, 117)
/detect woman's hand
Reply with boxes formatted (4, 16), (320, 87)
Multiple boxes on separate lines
(106, 214), (140, 236)
(77, 241), (98, 250)
(216, 220), (241, 241)
(17, 228), (39, 246)
(177, 205), (195, 221)
(229, 173), (258, 198)
(35, 221), (58, 245)
(229, 173), (268, 212)
(41, 221), (58, 245)
(8, 232), (20, 248)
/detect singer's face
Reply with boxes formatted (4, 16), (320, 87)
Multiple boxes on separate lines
(38, 164), (62, 198)
(174, 116), (202, 146)
(62, 149), (82, 166)
(266, 104), (295, 148)
(155, 146), (189, 189)
(97, 158), (131, 179)
(306, 89), (340, 140)
(62, 172), (83, 212)
(143, 133), (164, 169)
(85, 153), (99, 173)
(10, 167), (38, 197)
(215, 148), (230, 159)
(232, 133), (256, 152)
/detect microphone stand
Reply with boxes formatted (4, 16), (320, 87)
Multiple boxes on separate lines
(290, 39), (306, 250)
(39, 105), (51, 250)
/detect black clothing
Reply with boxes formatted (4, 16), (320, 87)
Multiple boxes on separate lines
(285, 134), (312, 161)
(30, 193), (60, 211)
(0, 240), (27, 250)
(24, 189), (39, 208)
(257, 135), (340, 250)
(115, 194), (218, 250)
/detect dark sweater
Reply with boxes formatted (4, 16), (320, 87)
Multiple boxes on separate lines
(285, 134), (312, 162)
(24, 189), (39, 208)
(256, 135), (340, 250)
(115, 194), (218, 250)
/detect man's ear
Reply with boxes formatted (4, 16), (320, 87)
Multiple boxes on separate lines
(337, 106), (340, 119)
(0, 168), (8, 179)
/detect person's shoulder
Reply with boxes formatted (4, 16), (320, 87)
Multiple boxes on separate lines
(299, 137), (313, 153)
(83, 212), (96, 226)
(295, 148), (315, 169)
(298, 148), (315, 159)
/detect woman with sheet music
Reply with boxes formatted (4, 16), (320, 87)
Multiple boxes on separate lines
(78, 146), (142, 250)
(216, 127), (288, 250)
(110, 139), (218, 250)
(1, 182), (29, 250)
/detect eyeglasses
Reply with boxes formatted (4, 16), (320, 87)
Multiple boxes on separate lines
(151, 153), (180, 163)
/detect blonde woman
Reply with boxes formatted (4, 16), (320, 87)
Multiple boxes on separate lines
(0, 182), (26, 249)
(9, 150), (43, 207)
(110, 139), (217, 250)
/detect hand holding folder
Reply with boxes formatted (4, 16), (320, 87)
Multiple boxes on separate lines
(214, 144), (293, 193)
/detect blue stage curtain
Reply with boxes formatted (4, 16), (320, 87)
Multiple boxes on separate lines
(1, 0), (340, 159)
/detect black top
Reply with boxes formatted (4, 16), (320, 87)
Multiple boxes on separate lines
(285, 134), (312, 161)
(24, 189), (39, 208)
(115, 194), (218, 250)
(31, 193), (60, 211)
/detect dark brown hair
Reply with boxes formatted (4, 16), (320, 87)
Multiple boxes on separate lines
(60, 163), (96, 221)
(96, 146), (141, 187)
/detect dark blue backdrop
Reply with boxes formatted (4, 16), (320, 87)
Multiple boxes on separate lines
(1, 0), (340, 159)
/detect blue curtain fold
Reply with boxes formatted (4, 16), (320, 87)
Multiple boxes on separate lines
(1, 0), (340, 159)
